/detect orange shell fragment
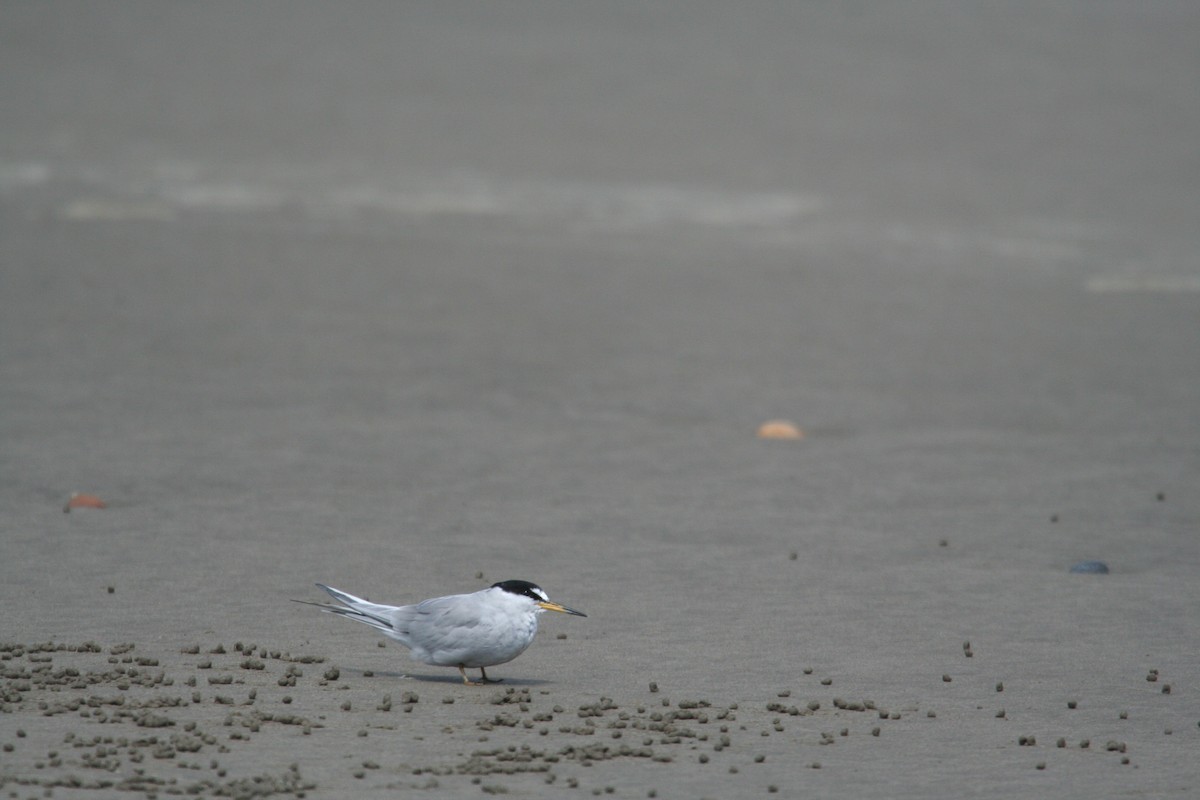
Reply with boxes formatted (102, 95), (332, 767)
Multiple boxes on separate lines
(64, 493), (108, 512)
(757, 420), (804, 440)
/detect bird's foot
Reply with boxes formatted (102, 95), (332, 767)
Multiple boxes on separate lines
(459, 666), (502, 686)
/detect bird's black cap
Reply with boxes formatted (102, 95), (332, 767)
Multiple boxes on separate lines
(492, 579), (548, 602)
(492, 579), (586, 616)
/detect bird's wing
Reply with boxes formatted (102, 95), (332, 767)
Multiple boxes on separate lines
(399, 592), (490, 665)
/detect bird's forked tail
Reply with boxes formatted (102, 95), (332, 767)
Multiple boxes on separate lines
(291, 583), (397, 635)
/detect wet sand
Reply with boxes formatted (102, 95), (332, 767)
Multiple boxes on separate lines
(3, 3), (1199, 798)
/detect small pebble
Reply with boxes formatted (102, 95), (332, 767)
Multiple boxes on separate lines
(942, 674), (952, 683)
(649, 682), (658, 693)
(757, 420), (803, 439)
(1067, 700), (1077, 709)
(996, 682), (1004, 692)
(107, 586), (115, 594)
(1069, 560), (1109, 574)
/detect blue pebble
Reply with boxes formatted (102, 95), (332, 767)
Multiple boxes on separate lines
(1069, 560), (1109, 574)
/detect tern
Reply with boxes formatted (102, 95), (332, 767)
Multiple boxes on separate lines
(295, 580), (586, 685)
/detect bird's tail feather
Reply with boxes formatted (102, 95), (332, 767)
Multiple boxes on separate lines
(292, 583), (397, 634)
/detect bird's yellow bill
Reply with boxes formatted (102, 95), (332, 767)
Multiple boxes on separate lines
(538, 601), (587, 617)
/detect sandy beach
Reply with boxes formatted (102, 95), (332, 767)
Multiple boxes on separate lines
(3, 3), (1199, 797)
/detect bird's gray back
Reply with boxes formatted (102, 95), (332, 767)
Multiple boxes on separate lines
(399, 590), (535, 668)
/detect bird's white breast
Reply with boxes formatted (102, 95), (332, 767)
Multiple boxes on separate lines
(408, 589), (542, 668)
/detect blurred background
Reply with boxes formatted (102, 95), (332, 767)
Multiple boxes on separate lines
(1, 2), (1197, 642)
(4, 2), (1196, 248)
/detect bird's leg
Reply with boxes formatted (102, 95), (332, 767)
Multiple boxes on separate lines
(457, 665), (501, 685)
